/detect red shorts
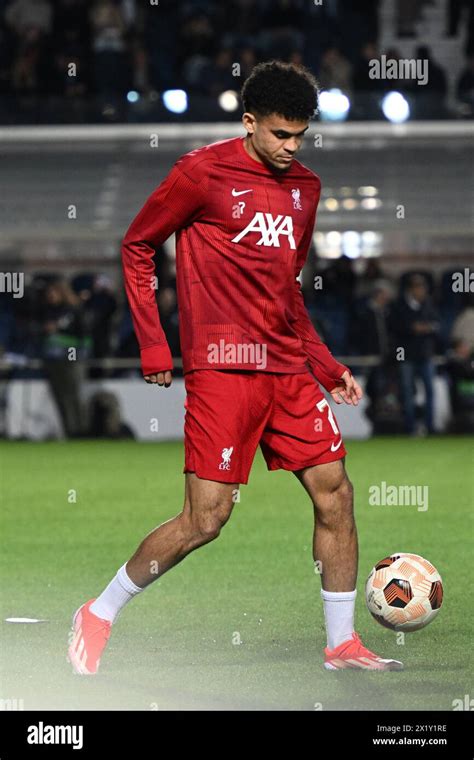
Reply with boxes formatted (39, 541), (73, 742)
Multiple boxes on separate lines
(183, 369), (347, 485)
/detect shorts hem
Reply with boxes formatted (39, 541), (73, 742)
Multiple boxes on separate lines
(183, 466), (246, 485)
(265, 447), (347, 472)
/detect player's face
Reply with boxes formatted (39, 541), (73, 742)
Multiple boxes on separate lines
(242, 113), (309, 171)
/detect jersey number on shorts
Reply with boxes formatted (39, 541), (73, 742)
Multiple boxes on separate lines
(316, 398), (340, 436)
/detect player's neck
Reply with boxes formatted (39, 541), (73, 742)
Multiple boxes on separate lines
(243, 135), (263, 164)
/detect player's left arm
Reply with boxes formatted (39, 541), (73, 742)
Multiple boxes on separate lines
(291, 184), (363, 406)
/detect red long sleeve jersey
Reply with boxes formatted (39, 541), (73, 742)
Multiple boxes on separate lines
(122, 136), (348, 390)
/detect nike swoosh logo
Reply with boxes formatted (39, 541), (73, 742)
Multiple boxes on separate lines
(232, 188), (253, 196)
(331, 439), (343, 452)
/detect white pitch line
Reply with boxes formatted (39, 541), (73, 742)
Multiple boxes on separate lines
(5, 617), (48, 623)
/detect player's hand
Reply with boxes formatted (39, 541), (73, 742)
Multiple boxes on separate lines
(330, 370), (363, 406)
(144, 371), (173, 387)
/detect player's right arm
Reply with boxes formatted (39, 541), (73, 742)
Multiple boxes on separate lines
(121, 161), (205, 384)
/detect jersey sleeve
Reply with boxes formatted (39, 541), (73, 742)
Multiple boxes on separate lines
(291, 180), (350, 392)
(121, 161), (206, 376)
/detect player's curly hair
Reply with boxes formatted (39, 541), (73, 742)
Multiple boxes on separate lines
(241, 60), (319, 121)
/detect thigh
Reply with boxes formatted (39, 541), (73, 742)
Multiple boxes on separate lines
(260, 371), (346, 473)
(183, 370), (272, 485)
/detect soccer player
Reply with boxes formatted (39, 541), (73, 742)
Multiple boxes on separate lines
(68, 61), (403, 675)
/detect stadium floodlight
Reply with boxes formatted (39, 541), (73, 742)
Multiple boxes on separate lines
(342, 230), (361, 258)
(127, 91), (140, 104)
(318, 88), (350, 122)
(382, 91), (410, 123)
(218, 90), (239, 112)
(162, 89), (188, 114)
(326, 231), (342, 246)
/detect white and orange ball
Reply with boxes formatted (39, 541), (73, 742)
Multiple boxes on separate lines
(365, 553), (443, 632)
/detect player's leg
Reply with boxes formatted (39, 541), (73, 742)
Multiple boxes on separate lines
(67, 473), (237, 674)
(123, 472), (237, 588)
(68, 369), (268, 675)
(260, 371), (402, 670)
(295, 459), (358, 652)
(295, 458), (402, 670)
(295, 458), (357, 592)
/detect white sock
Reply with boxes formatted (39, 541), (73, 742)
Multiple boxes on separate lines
(321, 588), (357, 650)
(90, 563), (143, 623)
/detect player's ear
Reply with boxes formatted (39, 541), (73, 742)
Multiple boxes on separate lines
(242, 112), (256, 134)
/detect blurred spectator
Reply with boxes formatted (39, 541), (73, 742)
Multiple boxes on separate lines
(90, 0), (129, 103)
(302, 0), (330, 73)
(390, 274), (440, 435)
(179, 9), (216, 65)
(322, 255), (356, 306)
(142, 0), (179, 90)
(355, 259), (387, 301)
(5, 0), (53, 97)
(450, 293), (474, 353)
(51, 0), (90, 98)
(355, 280), (401, 433)
(202, 48), (237, 97)
(53, 0), (90, 43)
(445, 338), (474, 433)
(318, 46), (352, 96)
(115, 301), (139, 373)
(82, 274), (118, 377)
(259, 0), (305, 60)
(88, 389), (134, 438)
(39, 279), (89, 437)
(217, 0), (264, 49)
(158, 286), (180, 358)
(356, 280), (395, 357)
(10, 26), (48, 95)
(337, 1), (380, 64)
(5, 0), (52, 36)
(352, 42), (386, 93)
(237, 46), (257, 80)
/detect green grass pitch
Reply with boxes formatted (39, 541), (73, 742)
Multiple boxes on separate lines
(0, 437), (472, 711)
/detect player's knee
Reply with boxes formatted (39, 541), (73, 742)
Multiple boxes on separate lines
(186, 499), (233, 546)
(338, 476), (354, 511)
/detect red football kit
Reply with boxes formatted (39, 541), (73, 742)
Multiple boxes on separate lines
(122, 136), (349, 483)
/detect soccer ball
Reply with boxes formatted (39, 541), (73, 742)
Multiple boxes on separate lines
(365, 553), (443, 632)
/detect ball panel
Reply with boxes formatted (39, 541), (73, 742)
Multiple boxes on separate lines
(383, 578), (413, 608)
(375, 555), (398, 570)
(429, 580), (443, 610)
